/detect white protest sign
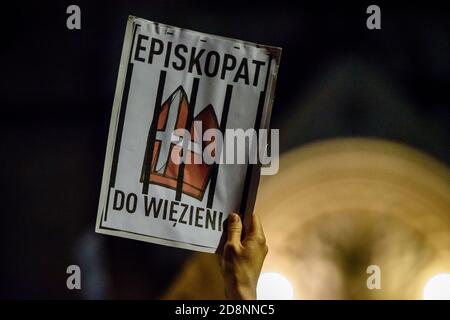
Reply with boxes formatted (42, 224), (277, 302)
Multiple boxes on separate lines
(96, 16), (281, 253)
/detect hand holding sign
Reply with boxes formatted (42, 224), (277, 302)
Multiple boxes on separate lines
(220, 213), (268, 300)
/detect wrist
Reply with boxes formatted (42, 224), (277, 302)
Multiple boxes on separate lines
(225, 283), (257, 300)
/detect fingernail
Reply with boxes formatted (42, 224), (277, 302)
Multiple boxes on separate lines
(230, 213), (239, 222)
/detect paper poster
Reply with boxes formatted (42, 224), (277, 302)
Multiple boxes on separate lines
(96, 16), (281, 253)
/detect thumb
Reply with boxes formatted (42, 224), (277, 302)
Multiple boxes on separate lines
(227, 213), (242, 245)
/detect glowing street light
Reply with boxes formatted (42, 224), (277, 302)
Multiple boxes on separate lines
(423, 273), (450, 300)
(257, 272), (294, 300)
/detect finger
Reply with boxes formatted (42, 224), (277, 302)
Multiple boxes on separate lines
(227, 213), (242, 245)
(247, 213), (265, 240)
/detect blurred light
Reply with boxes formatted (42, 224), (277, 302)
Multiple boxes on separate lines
(257, 272), (294, 300)
(423, 273), (450, 300)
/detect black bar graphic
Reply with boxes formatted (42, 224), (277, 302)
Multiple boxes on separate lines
(239, 55), (273, 217)
(175, 78), (199, 201)
(207, 84), (233, 208)
(109, 23), (139, 189)
(142, 70), (167, 194)
(105, 23), (139, 222)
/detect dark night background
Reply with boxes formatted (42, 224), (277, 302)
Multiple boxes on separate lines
(0, 1), (449, 298)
